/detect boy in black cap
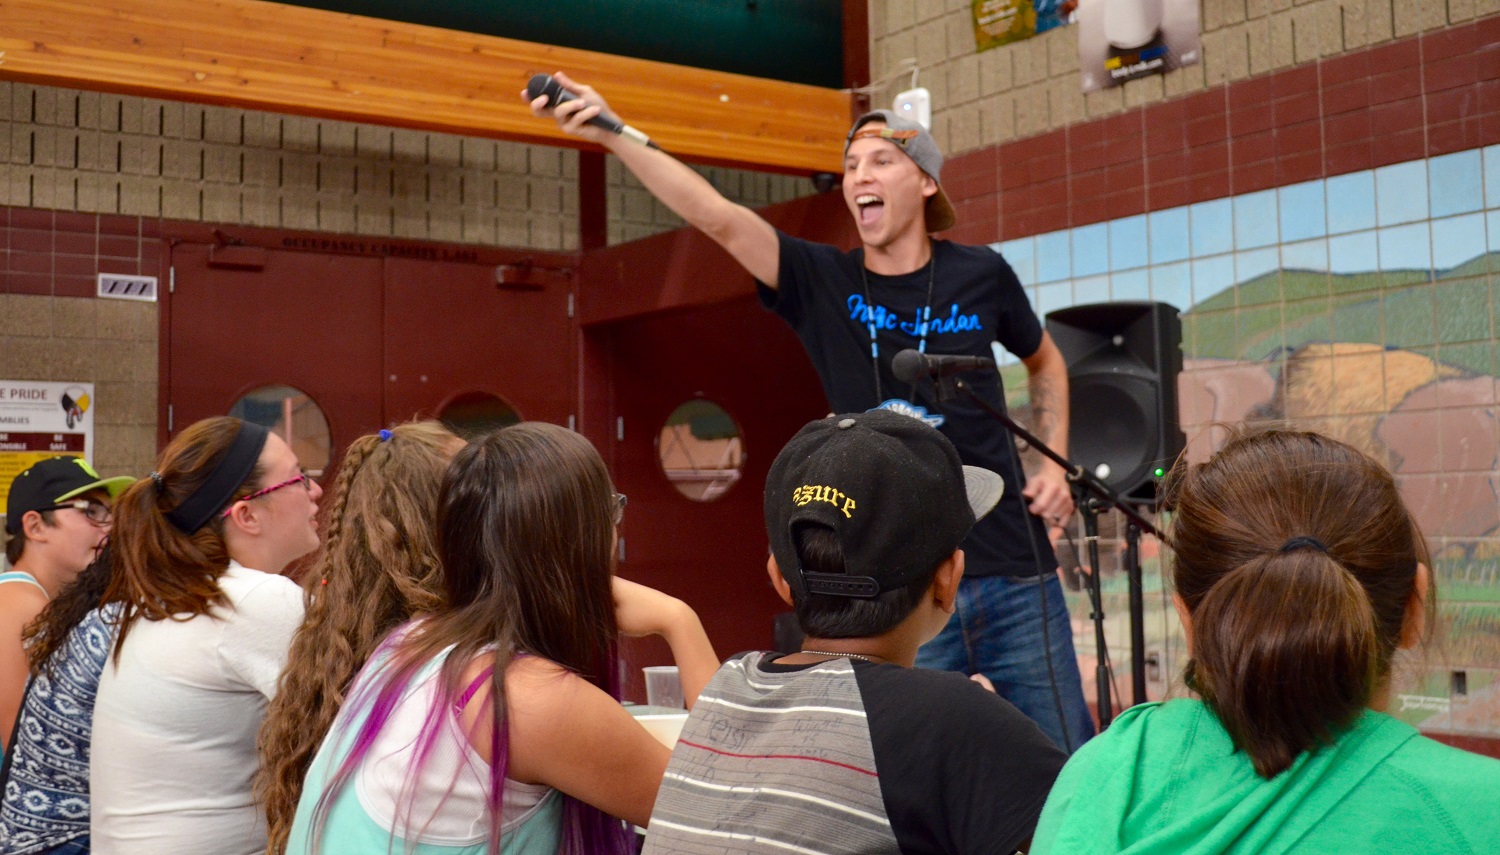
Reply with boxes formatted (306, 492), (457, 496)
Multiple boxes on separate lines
(642, 410), (1066, 855)
(1, 457), (133, 747)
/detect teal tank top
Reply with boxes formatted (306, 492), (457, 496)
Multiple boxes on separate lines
(285, 646), (563, 854)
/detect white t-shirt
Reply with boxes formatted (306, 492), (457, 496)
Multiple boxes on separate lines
(90, 561), (304, 855)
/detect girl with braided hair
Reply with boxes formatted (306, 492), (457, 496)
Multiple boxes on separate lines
(257, 421), (462, 855)
(1032, 429), (1500, 854)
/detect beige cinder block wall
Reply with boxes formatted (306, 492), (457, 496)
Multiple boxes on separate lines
(868, 0), (1497, 159)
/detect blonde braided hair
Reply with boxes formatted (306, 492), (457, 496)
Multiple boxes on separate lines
(256, 421), (459, 854)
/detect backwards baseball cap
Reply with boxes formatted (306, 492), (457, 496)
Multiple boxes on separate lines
(6, 456), (134, 534)
(766, 410), (1003, 600)
(845, 109), (957, 233)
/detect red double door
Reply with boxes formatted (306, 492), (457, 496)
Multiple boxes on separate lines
(163, 243), (574, 458)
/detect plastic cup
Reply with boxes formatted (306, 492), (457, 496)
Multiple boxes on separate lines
(643, 665), (684, 709)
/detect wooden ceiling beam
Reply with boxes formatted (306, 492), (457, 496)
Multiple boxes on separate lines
(0, 0), (854, 174)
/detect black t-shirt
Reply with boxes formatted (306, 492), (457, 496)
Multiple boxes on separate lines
(759, 232), (1057, 576)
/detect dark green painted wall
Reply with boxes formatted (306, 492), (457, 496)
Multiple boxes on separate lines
(288, 0), (844, 87)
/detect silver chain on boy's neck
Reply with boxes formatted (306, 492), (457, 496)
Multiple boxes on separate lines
(799, 649), (885, 664)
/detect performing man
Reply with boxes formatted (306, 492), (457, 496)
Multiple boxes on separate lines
(529, 75), (1093, 750)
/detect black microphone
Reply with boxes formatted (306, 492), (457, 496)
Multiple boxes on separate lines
(526, 74), (659, 150)
(891, 349), (997, 383)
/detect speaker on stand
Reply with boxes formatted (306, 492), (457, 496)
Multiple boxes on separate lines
(1045, 301), (1184, 709)
(1046, 301), (1185, 504)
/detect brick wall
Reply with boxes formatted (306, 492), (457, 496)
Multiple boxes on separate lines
(869, 0), (1500, 160)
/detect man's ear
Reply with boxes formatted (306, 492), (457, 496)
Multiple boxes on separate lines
(766, 554), (796, 608)
(932, 549), (964, 614)
(920, 172), (938, 200)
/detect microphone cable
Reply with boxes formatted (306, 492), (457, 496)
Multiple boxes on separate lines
(1000, 430), (1075, 754)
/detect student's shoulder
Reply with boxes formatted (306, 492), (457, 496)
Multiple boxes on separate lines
(1382, 729), (1500, 808)
(855, 663), (1029, 727)
(0, 575), (49, 624)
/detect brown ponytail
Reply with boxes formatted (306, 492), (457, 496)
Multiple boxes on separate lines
(1167, 429), (1428, 778)
(101, 417), (266, 661)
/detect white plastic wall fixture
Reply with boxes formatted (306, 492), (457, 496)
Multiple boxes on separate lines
(893, 87), (932, 130)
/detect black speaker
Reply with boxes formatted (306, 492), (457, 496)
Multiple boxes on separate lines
(1045, 301), (1184, 507)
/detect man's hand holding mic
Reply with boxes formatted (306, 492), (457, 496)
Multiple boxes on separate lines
(523, 72), (656, 149)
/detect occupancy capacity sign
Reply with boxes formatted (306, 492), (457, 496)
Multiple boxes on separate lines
(0, 380), (96, 509)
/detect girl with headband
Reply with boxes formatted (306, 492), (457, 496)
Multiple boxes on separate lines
(286, 422), (718, 855)
(89, 416), (322, 854)
(1032, 429), (1500, 854)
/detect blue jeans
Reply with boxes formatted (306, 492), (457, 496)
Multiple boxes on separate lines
(915, 573), (1095, 753)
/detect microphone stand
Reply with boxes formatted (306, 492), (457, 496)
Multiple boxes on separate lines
(934, 373), (1164, 728)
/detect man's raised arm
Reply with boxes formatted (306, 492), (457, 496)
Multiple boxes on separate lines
(525, 73), (783, 288)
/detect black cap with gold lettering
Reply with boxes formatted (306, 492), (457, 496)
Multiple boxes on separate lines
(765, 409), (1004, 599)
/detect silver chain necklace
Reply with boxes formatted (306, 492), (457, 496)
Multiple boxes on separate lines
(800, 649), (885, 664)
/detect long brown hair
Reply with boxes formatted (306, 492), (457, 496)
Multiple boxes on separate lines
(257, 421), (457, 855)
(303, 422), (629, 854)
(101, 417), (266, 660)
(1166, 428), (1431, 778)
(24, 549), (112, 674)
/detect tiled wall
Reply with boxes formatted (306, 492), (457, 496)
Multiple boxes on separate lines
(1010, 144), (1500, 739)
(605, 155), (813, 244)
(0, 81), (814, 252)
(869, 0), (1498, 161)
(0, 82), (581, 250)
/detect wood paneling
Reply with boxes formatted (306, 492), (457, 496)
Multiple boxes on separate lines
(0, 0), (853, 174)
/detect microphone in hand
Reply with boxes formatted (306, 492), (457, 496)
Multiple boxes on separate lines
(525, 74), (659, 150)
(891, 349), (997, 384)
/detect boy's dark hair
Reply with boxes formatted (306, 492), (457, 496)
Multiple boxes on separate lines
(789, 524), (933, 638)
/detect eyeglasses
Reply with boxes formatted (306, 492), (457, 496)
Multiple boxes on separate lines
(43, 499), (112, 526)
(221, 469), (313, 516)
(612, 492), (627, 526)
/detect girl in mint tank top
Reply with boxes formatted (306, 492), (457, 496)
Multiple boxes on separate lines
(287, 423), (719, 855)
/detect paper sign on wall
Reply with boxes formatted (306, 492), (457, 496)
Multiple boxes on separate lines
(973, 0), (1074, 52)
(1077, 0), (1200, 92)
(0, 381), (97, 511)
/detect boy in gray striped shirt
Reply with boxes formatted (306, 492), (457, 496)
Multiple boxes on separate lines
(643, 410), (1066, 855)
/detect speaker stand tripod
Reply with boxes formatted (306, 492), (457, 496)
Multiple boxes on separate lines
(942, 375), (1164, 729)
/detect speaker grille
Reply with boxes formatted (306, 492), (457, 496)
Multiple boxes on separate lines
(1070, 373), (1156, 494)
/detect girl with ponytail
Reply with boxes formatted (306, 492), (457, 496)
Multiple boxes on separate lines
(258, 421), (461, 855)
(285, 423), (718, 855)
(1032, 428), (1500, 854)
(90, 417), (322, 854)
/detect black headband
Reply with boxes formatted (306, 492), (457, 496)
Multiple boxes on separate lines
(164, 421), (270, 534)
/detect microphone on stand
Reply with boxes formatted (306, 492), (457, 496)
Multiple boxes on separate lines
(891, 349), (997, 384)
(526, 74), (660, 150)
